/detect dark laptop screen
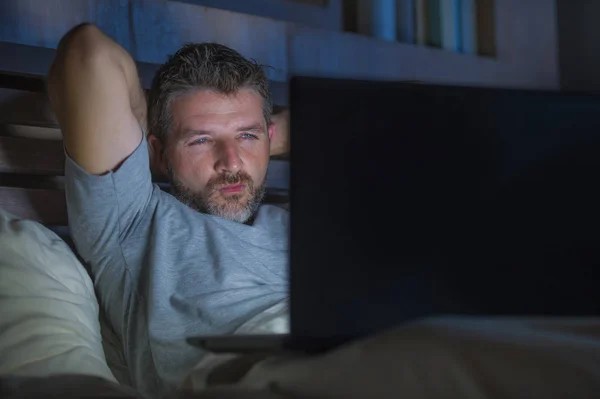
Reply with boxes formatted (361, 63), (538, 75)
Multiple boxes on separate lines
(289, 76), (600, 351)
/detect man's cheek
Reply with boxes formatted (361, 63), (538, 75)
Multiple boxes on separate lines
(192, 173), (211, 192)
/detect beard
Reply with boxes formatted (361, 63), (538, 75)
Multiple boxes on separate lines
(166, 163), (266, 224)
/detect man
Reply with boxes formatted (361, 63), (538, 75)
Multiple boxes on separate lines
(47, 23), (289, 398)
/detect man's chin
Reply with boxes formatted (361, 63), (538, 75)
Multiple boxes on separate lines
(208, 200), (255, 223)
(169, 178), (266, 223)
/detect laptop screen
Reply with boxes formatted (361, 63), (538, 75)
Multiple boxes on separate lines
(289, 76), (600, 350)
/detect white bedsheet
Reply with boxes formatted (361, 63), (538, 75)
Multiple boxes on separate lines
(234, 316), (600, 398)
(0, 208), (115, 381)
(186, 306), (600, 398)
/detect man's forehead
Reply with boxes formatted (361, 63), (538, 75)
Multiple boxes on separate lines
(173, 89), (263, 116)
(177, 113), (266, 134)
(172, 89), (266, 131)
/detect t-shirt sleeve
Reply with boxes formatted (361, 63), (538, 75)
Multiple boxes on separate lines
(64, 135), (154, 265)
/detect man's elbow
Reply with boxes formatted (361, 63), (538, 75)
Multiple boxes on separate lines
(55, 23), (111, 65)
(48, 23), (125, 93)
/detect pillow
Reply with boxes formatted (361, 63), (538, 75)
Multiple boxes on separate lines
(0, 208), (115, 381)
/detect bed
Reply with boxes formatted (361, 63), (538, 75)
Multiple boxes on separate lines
(3, 41), (600, 399)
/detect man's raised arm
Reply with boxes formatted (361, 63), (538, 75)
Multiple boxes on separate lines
(48, 23), (146, 175)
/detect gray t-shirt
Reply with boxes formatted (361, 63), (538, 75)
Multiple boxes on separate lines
(64, 137), (289, 398)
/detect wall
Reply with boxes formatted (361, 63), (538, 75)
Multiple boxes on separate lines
(156, 0), (342, 31)
(0, 0), (560, 90)
(0, 0), (287, 82)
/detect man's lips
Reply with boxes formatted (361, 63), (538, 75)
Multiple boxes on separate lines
(220, 184), (245, 194)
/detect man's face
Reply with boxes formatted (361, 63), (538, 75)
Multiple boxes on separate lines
(155, 89), (273, 223)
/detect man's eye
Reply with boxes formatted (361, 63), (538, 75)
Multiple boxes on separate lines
(191, 138), (208, 145)
(240, 133), (258, 140)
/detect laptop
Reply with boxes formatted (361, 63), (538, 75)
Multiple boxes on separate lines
(190, 76), (600, 354)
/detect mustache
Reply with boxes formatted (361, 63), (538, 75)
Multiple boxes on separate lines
(206, 172), (254, 192)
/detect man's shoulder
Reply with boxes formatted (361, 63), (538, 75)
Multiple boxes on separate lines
(264, 202), (289, 212)
(253, 203), (289, 232)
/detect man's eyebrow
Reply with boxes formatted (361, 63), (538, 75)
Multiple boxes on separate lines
(181, 125), (265, 138)
(237, 124), (265, 133)
(182, 129), (212, 137)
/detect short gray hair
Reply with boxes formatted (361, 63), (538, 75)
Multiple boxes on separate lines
(148, 43), (273, 144)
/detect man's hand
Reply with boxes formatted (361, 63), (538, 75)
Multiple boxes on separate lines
(270, 108), (290, 157)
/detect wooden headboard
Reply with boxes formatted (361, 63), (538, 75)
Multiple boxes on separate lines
(0, 42), (290, 228)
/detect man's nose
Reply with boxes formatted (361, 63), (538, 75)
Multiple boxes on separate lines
(214, 140), (242, 174)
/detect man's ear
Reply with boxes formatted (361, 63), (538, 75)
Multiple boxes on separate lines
(268, 123), (275, 141)
(147, 134), (168, 178)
